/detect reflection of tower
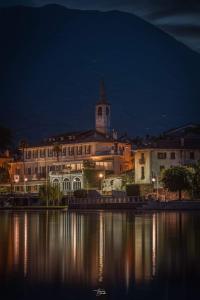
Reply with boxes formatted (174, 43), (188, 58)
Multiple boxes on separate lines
(95, 80), (111, 135)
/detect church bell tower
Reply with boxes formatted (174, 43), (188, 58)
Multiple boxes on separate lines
(95, 80), (111, 135)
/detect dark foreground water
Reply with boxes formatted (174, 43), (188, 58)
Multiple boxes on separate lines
(0, 210), (200, 300)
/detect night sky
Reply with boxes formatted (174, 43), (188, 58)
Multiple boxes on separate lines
(0, 0), (199, 143)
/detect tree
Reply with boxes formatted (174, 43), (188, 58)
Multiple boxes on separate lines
(0, 166), (10, 183)
(191, 161), (200, 199)
(83, 159), (102, 189)
(39, 182), (63, 206)
(121, 169), (135, 190)
(0, 125), (12, 152)
(162, 166), (192, 200)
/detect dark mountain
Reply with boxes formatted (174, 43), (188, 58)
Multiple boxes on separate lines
(0, 4), (199, 142)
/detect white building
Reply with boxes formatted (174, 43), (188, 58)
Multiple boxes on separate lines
(134, 124), (200, 188)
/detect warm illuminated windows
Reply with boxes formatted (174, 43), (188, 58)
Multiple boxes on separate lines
(95, 161), (113, 170)
(62, 147), (66, 156)
(77, 146), (82, 155)
(39, 149), (46, 158)
(85, 145), (91, 154)
(48, 148), (53, 157)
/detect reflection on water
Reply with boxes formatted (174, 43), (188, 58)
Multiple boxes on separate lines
(0, 211), (200, 299)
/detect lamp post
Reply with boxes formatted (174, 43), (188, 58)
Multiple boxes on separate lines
(99, 173), (104, 193)
(67, 166), (72, 199)
(24, 177), (28, 194)
(14, 176), (19, 193)
(152, 175), (159, 201)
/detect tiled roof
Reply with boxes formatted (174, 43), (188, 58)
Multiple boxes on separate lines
(136, 137), (200, 150)
(28, 130), (117, 147)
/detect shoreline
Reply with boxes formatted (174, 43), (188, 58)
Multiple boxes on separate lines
(1, 200), (200, 211)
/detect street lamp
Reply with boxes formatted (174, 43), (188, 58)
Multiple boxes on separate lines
(99, 173), (104, 193)
(152, 175), (159, 201)
(24, 177), (28, 193)
(14, 176), (19, 193)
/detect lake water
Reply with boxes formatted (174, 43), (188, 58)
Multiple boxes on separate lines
(0, 210), (200, 300)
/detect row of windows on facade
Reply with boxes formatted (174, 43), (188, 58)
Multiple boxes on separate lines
(14, 178), (82, 192)
(52, 177), (81, 191)
(140, 151), (196, 161)
(24, 145), (92, 159)
(157, 151), (195, 160)
(15, 161), (113, 175)
(140, 164), (180, 180)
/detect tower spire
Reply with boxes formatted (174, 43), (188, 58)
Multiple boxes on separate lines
(99, 79), (107, 104)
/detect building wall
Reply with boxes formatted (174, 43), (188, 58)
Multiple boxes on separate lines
(135, 148), (200, 186)
(10, 141), (132, 193)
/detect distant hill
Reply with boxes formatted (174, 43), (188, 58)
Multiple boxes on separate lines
(0, 4), (199, 142)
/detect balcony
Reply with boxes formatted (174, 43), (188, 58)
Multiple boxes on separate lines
(95, 150), (124, 156)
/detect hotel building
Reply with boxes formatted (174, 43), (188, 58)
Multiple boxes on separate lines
(10, 81), (132, 194)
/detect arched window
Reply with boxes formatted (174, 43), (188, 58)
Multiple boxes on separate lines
(73, 177), (81, 191)
(63, 178), (71, 191)
(106, 107), (109, 116)
(53, 178), (59, 188)
(98, 106), (102, 116)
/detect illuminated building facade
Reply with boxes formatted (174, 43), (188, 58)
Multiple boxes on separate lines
(134, 124), (200, 187)
(9, 81), (132, 193)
